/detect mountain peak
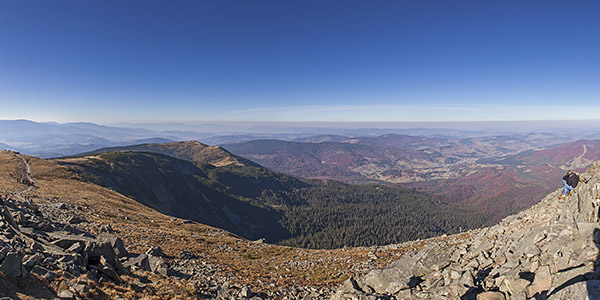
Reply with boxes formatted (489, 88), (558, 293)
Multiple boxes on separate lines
(76, 140), (259, 168)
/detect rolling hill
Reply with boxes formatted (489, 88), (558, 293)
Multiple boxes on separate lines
(480, 139), (600, 170)
(222, 133), (572, 184)
(224, 136), (600, 223)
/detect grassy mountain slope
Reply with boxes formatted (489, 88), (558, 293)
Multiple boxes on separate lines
(77, 140), (258, 167)
(60, 152), (288, 242)
(60, 144), (489, 249)
(0, 150), (445, 294)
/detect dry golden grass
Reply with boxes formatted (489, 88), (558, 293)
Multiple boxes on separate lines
(0, 151), (472, 297)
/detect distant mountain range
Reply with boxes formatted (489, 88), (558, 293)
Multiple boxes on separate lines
(6, 119), (600, 159)
(6, 119), (600, 230)
(0, 119), (308, 158)
(0, 120), (183, 158)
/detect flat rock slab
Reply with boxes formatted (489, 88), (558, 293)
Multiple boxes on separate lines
(551, 279), (600, 300)
(48, 232), (94, 249)
(31, 265), (58, 281)
(477, 291), (505, 300)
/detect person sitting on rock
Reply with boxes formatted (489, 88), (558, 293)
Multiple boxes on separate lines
(559, 170), (580, 199)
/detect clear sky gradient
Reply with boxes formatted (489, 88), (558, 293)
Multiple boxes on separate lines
(0, 1), (598, 123)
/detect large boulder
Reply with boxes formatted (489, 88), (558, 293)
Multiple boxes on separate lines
(31, 265), (58, 281)
(48, 232), (94, 250)
(1, 252), (23, 278)
(124, 254), (151, 272)
(148, 255), (173, 276)
(550, 279), (600, 299)
(84, 240), (125, 275)
(146, 246), (165, 257)
(356, 242), (452, 294)
(98, 234), (128, 258)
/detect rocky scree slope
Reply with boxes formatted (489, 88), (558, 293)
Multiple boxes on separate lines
(0, 150), (442, 299)
(0, 150), (330, 299)
(0, 151), (217, 299)
(334, 160), (600, 299)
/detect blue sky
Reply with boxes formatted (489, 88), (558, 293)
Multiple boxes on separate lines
(0, 1), (598, 123)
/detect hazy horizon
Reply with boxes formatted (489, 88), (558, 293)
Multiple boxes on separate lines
(5, 118), (600, 134)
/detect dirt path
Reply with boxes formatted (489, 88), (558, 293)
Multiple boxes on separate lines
(14, 153), (35, 201)
(568, 144), (589, 169)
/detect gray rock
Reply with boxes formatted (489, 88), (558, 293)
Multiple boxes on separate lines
(241, 286), (253, 298)
(357, 244), (452, 294)
(67, 241), (84, 253)
(0, 252), (22, 278)
(20, 265), (28, 278)
(149, 256), (173, 276)
(57, 289), (74, 299)
(84, 240), (124, 274)
(477, 291), (505, 300)
(52, 202), (67, 209)
(331, 162), (600, 300)
(459, 269), (474, 287)
(526, 265), (552, 298)
(31, 265), (58, 281)
(1, 207), (18, 229)
(0, 247), (8, 262)
(23, 253), (42, 269)
(124, 253), (151, 271)
(28, 241), (44, 251)
(71, 283), (90, 296)
(178, 250), (197, 260)
(551, 279), (600, 299)
(67, 214), (85, 224)
(99, 256), (122, 283)
(99, 223), (114, 233)
(98, 234), (128, 258)
(49, 232), (94, 249)
(146, 246), (165, 257)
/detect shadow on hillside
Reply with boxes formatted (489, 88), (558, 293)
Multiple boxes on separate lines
(459, 267), (494, 299)
(546, 228), (600, 299)
(461, 230), (600, 299)
(587, 228), (600, 299)
(0, 273), (55, 299)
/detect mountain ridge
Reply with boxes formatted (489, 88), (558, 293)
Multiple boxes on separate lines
(74, 140), (259, 168)
(60, 141), (489, 248)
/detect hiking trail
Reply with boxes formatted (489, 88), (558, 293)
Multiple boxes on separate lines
(14, 153), (35, 201)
